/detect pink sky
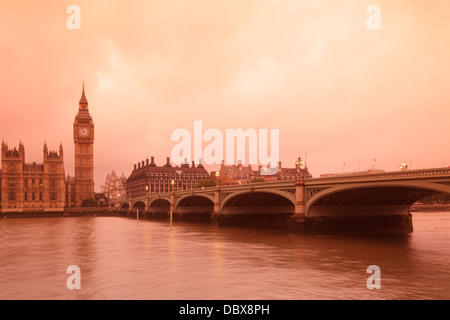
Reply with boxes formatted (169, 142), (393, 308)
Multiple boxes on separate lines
(1, 0), (449, 191)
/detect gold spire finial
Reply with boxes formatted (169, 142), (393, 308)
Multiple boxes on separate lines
(79, 81), (88, 105)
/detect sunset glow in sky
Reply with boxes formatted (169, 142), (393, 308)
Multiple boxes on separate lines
(1, 0), (449, 191)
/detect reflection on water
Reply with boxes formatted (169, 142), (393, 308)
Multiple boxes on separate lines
(1, 211), (450, 299)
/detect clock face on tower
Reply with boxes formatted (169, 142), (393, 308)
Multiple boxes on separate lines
(78, 127), (89, 137)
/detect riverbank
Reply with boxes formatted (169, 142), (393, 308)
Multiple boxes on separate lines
(1, 207), (120, 219)
(2, 204), (449, 220)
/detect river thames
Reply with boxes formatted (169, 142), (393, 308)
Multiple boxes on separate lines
(1, 211), (449, 300)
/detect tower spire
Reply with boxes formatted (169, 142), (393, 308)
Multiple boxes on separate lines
(79, 81), (88, 105)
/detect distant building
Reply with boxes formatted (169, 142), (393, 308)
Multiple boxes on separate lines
(125, 157), (209, 199)
(101, 170), (126, 205)
(218, 162), (257, 185)
(217, 161), (312, 186)
(319, 169), (385, 178)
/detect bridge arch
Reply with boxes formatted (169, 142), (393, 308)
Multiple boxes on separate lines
(221, 190), (295, 214)
(147, 198), (171, 219)
(149, 198), (171, 208)
(218, 190), (295, 227)
(221, 190), (295, 213)
(131, 201), (146, 211)
(175, 194), (215, 210)
(120, 203), (129, 211)
(174, 195), (215, 221)
(306, 181), (450, 217)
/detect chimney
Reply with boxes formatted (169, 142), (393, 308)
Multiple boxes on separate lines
(278, 161), (282, 169)
(138, 162), (140, 168)
(192, 160), (196, 168)
(164, 157), (172, 167)
(142, 160), (145, 167)
(146, 158), (149, 166)
(134, 164), (137, 171)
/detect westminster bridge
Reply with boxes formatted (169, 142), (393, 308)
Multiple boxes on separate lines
(118, 167), (450, 234)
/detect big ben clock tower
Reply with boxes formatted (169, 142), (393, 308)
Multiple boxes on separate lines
(73, 84), (94, 206)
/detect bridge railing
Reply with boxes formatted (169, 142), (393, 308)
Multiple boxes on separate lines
(306, 167), (450, 185)
(120, 180), (299, 203)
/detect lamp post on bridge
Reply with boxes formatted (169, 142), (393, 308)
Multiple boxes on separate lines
(295, 156), (304, 179)
(145, 185), (149, 213)
(170, 179), (175, 230)
(400, 162), (408, 171)
(215, 171), (220, 186)
(294, 156), (306, 220)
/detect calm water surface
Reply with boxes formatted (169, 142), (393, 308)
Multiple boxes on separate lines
(1, 211), (450, 299)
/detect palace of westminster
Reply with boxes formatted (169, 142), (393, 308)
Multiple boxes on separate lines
(1, 86), (310, 212)
(0, 85), (222, 212)
(0, 86), (94, 212)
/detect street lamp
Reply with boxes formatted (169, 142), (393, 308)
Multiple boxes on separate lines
(171, 179), (175, 192)
(295, 157), (304, 179)
(400, 162), (408, 171)
(215, 171), (220, 186)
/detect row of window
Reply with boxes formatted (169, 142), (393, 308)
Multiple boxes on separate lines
(4, 204), (61, 209)
(128, 177), (203, 184)
(7, 192), (58, 201)
(146, 175), (209, 178)
(7, 178), (59, 188)
(127, 181), (202, 198)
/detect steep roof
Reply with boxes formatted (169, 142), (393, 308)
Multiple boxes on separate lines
(127, 158), (209, 182)
(79, 84), (88, 105)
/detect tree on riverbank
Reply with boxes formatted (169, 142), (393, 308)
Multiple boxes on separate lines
(194, 178), (217, 188)
(81, 197), (98, 207)
(81, 193), (108, 207)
